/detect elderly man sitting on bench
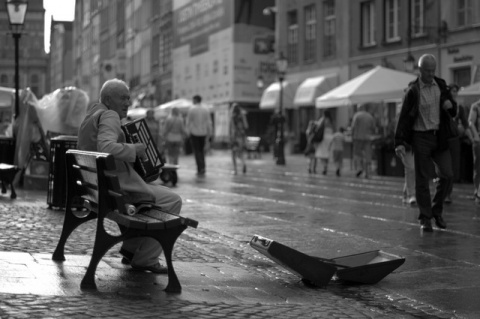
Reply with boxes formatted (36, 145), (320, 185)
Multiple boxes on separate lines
(77, 78), (182, 274)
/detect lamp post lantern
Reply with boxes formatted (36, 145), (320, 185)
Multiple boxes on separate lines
(6, 0), (28, 120)
(275, 53), (288, 165)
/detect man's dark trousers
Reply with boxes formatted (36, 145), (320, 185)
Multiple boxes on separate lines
(412, 131), (453, 220)
(190, 134), (206, 174)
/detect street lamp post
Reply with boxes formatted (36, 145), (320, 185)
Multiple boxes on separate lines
(275, 53), (288, 166)
(6, 0), (28, 120)
(403, 0), (415, 73)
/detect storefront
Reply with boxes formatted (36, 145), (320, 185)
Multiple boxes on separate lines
(293, 74), (338, 152)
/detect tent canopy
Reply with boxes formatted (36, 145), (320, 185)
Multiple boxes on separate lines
(157, 98), (213, 112)
(315, 66), (417, 109)
(293, 74), (337, 107)
(458, 82), (480, 96)
(259, 81), (298, 109)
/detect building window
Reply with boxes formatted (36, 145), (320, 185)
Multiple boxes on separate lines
(159, 32), (171, 73)
(452, 67), (471, 88)
(287, 10), (298, 65)
(304, 5), (316, 62)
(385, 0), (400, 42)
(412, 0), (425, 36)
(152, 34), (160, 68)
(0, 74), (8, 86)
(323, 0), (336, 57)
(457, 0), (472, 27)
(30, 74), (39, 97)
(361, 1), (376, 47)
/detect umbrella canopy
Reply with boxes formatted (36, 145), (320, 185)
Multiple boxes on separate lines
(316, 66), (417, 108)
(157, 98), (213, 112)
(127, 107), (168, 120)
(158, 98), (193, 111)
(458, 82), (480, 96)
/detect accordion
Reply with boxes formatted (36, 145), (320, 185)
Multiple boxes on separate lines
(121, 118), (164, 183)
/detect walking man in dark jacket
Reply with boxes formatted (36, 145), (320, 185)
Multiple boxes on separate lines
(395, 54), (456, 232)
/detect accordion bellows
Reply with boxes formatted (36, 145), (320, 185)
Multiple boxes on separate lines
(122, 118), (164, 183)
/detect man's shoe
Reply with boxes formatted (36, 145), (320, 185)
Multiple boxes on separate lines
(131, 262), (168, 274)
(420, 219), (433, 232)
(119, 248), (133, 265)
(407, 196), (417, 205)
(434, 216), (447, 229)
(444, 195), (452, 204)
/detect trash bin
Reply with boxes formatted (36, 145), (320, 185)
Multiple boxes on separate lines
(47, 136), (78, 210)
(0, 137), (15, 164)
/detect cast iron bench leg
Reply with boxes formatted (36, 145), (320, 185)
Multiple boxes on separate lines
(52, 209), (96, 261)
(158, 227), (186, 293)
(81, 229), (120, 290)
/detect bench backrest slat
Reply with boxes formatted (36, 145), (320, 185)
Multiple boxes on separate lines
(66, 150), (127, 216)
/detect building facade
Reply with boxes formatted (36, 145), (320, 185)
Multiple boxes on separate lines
(54, 0), (480, 151)
(274, 0), (350, 152)
(49, 20), (73, 92)
(0, 0), (48, 98)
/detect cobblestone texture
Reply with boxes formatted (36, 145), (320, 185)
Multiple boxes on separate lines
(0, 198), (461, 319)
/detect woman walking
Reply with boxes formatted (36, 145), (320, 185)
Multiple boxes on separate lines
(315, 111), (334, 175)
(163, 107), (186, 165)
(229, 103), (248, 174)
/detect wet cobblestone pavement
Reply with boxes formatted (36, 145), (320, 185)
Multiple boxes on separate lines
(0, 151), (477, 318)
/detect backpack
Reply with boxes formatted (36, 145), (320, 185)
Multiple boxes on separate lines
(311, 119), (325, 143)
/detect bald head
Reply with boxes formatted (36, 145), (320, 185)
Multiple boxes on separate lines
(99, 79), (131, 119)
(418, 54), (436, 68)
(100, 79), (129, 104)
(418, 54), (436, 84)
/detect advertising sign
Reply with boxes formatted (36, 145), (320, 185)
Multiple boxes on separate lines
(172, 0), (275, 104)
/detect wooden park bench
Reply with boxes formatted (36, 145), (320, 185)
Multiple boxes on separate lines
(52, 150), (198, 293)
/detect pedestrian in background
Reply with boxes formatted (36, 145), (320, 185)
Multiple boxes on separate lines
(330, 127), (345, 177)
(268, 110), (285, 160)
(314, 110), (334, 175)
(399, 146), (416, 205)
(304, 120), (317, 174)
(443, 84), (468, 204)
(352, 103), (376, 179)
(468, 98), (480, 204)
(186, 95), (212, 176)
(145, 109), (161, 148)
(395, 54), (456, 232)
(229, 103), (248, 175)
(163, 107), (186, 165)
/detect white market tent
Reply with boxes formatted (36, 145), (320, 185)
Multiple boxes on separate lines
(315, 66), (417, 108)
(458, 82), (480, 96)
(157, 98), (194, 111)
(157, 98), (213, 112)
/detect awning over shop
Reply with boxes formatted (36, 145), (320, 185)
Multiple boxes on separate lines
(259, 81), (298, 110)
(315, 66), (417, 109)
(293, 74), (337, 107)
